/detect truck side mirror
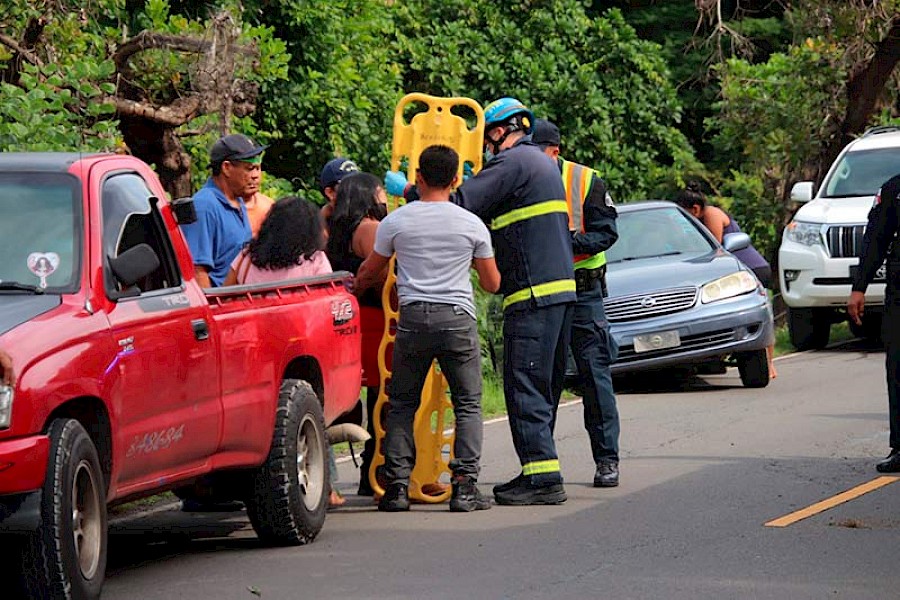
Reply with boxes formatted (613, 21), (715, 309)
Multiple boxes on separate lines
(790, 181), (814, 203)
(723, 232), (751, 253)
(171, 197), (197, 224)
(109, 244), (160, 290)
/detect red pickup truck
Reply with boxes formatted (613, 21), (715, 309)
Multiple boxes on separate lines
(0, 153), (362, 599)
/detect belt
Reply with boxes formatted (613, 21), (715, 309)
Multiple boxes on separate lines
(575, 266), (605, 293)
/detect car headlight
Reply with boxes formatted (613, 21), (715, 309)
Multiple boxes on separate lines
(701, 271), (759, 303)
(784, 221), (823, 246)
(0, 385), (12, 429)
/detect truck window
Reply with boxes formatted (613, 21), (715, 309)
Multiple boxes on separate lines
(0, 172), (81, 292)
(101, 173), (181, 296)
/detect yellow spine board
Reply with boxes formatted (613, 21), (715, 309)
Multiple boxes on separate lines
(368, 93), (484, 503)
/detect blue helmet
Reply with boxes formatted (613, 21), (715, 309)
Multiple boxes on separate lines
(484, 97), (535, 134)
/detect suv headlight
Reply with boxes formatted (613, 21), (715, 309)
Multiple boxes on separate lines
(701, 271), (759, 303)
(0, 385), (12, 429)
(784, 221), (823, 246)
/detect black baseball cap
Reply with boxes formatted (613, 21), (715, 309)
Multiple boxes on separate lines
(532, 118), (561, 147)
(210, 133), (267, 165)
(319, 157), (360, 190)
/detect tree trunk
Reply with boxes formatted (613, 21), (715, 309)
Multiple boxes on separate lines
(815, 17), (900, 185)
(120, 116), (193, 198)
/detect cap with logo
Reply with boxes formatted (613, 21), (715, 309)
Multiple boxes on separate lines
(210, 134), (267, 165)
(319, 157), (360, 190)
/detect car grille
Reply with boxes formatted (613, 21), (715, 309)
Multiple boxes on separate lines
(604, 287), (698, 322)
(824, 225), (865, 258)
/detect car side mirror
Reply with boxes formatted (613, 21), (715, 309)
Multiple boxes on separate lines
(790, 181), (814, 203)
(171, 196), (197, 224)
(723, 232), (751, 253)
(109, 244), (160, 290)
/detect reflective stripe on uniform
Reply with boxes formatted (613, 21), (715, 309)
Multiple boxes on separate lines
(490, 200), (568, 231)
(575, 252), (607, 270)
(522, 459), (561, 476)
(502, 278), (576, 310)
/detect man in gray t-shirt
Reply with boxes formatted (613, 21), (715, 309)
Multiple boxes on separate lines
(355, 145), (500, 513)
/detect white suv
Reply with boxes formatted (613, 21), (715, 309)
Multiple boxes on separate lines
(778, 126), (900, 350)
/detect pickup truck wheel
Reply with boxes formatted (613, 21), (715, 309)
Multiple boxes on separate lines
(20, 418), (107, 600)
(788, 307), (831, 350)
(246, 379), (328, 546)
(736, 349), (770, 388)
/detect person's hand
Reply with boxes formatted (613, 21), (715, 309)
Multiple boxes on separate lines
(847, 290), (866, 326)
(384, 170), (408, 197)
(0, 350), (15, 386)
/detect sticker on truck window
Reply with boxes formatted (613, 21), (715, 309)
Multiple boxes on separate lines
(27, 252), (60, 288)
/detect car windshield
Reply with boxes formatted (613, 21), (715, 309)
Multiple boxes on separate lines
(822, 147), (900, 198)
(0, 173), (82, 293)
(605, 206), (715, 264)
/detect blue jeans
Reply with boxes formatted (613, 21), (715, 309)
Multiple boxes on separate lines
(383, 302), (483, 483)
(570, 284), (620, 463)
(503, 302), (573, 486)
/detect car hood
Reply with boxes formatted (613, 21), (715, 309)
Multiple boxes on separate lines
(793, 196), (873, 224)
(0, 294), (62, 336)
(606, 250), (745, 298)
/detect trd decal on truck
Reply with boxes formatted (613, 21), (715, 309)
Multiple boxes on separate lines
(331, 299), (354, 326)
(126, 424), (185, 458)
(137, 292), (190, 313)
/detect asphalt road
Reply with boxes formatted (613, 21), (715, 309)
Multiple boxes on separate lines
(102, 340), (899, 600)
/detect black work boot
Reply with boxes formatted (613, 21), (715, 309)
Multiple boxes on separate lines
(876, 449), (900, 473)
(494, 479), (567, 506)
(450, 476), (492, 512)
(492, 473), (524, 496)
(593, 460), (619, 488)
(378, 482), (410, 512)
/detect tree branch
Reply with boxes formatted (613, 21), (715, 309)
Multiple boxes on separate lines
(110, 95), (203, 127)
(0, 32), (43, 67)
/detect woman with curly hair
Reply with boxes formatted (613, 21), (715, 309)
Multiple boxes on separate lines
(224, 195), (331, 285)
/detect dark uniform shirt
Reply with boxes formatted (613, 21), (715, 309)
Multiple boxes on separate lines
(453, 138), (576, 309)
(852, 173), (900, 297)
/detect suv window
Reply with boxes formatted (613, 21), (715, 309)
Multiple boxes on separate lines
(101, 173), (181, 296)
(822, 147), (900, 198)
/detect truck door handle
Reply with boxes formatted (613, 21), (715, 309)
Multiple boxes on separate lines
(191, 319), (209, 341)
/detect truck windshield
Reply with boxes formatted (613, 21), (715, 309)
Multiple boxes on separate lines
(822, 147), (900, 198)
(0, 173), (82, 293)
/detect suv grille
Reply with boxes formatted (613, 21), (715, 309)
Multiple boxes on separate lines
(825, 225), (865, 258)
(604, 287), (698, 322)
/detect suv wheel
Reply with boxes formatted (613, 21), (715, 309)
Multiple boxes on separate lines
(788, 307), (831, 350)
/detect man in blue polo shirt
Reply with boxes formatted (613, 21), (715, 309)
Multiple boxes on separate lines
(180, 133), (267, 287)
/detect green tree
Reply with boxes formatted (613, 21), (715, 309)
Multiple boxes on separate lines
(390, 1), (698, 201)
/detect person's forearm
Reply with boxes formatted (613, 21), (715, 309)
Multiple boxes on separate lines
(195, 267), (212, 288)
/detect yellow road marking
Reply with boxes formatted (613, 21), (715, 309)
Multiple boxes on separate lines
(765, 476), (900, 527)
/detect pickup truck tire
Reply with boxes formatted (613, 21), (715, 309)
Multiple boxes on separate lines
(736, 349), (770, 388)
(246, 379), (328, 546)
(20, 418), (107, 600)
(788, 307), (831, 350)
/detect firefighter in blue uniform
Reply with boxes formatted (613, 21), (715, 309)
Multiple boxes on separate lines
(385, 97), (576, 504)
(848, 173), (900, 473)
(532, 118), (622, 487)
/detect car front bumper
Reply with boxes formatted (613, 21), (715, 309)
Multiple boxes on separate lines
(609, 291), (774, 374)
(779, 240), (886, 308)
(0, 435), (49, 533)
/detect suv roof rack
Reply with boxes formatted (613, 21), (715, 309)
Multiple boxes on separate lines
(862, 125), (900, 137)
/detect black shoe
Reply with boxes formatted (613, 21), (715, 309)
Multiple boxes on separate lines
(450, 477), (492, 512)
(593, 461), (619, 488)
(876, 449), (900, 473)
(378, 482), (410, 512)
(492, 473), (525, 496)
(494, 481), (567, 506)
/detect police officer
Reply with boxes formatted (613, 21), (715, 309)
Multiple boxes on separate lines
(533, 118), (622, 487)
(848, 173), (900, 473)
(385, 97), (576, 505)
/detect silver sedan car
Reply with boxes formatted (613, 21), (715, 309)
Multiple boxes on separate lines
(594, 201), (775, 388)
